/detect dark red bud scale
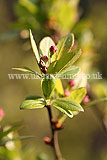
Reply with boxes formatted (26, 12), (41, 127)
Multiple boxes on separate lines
(41, 66), (48, 74)
(39, 60), (45, 68)
(50, 46), (57, 57)
(68, 80), (75, 87)
(55, 120), (59, 125)
(40, 56), (48, 62)
(39, 56), (48, 73)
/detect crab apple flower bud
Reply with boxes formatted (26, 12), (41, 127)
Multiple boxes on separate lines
(50, 46), (57, 53)
(68, 80), (75, 87)
(41, 66), (48, 74)
(39, 61), (44, 68)
(83, 95), (90, 104)
(44, 137), (51, 144)
(64, 90), (70, 97)
(40, 56), (48, 63)
(0, 108), (4, 120)
(50, 45), (57, 57)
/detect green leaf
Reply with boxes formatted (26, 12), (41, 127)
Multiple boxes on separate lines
(55, 49), (82, 73)
(30, 30), (40, 63)
(41, 74), (56, 99)
(54, 33), (74, 60)
(47, 49), (82, 74)
(12, 66), (41, 77)
(85, 97), (107, 107)
(0, 135), (35, 146)
(0, 125), (21, 140)
(19, 0), (37, 14)
(68, 87), (86, 116)
(56, 115), (67, 128)
(20, 98), (45, 110)
(46, 61), (57, 74)
(69, 87), (87, 103)
(52, 98), (84, 118)
(55, 79), (64, 95)
(56, 65), (80, 79)
(39, 37), (55, 57)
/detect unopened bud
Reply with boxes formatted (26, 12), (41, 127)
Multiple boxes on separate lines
(41, 66), (48, 74)
(44, 137), (51, 144)
(50, 46), (57, 57)
(83, 95), (90, 104)
(64, 90), (70, 97)
(68, 80), (75, 87)
(39, 60), (45, 68)
(0, 108), (4, 120)
(40, 56), (48, 63)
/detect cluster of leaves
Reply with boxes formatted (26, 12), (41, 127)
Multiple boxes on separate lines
(13, 30), (87, 120)
(0, 0), (106, 159)
(14, 30), (107, 123)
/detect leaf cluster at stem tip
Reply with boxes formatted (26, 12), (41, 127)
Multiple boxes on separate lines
(16, 30), (88, 118)
(13, 30), (107, 119)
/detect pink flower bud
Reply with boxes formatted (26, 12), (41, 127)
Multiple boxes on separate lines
(44, 137), (51, 144)
(40, 56), (48, 62)
(50, 46), (57, 53)
(83, 95), (90, 104)
(39, 56), (48, 68)
(41, 66), (48, 74)
(39, 60), (45, 68)
(64, 90), (70, 97)
(0, 108), (4, 119)
(68, 80), (75, 87)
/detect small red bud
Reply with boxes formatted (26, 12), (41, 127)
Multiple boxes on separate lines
(64, 90), (70, 97)
(83, 95), (90, 104)
(40, 56), (48, 62)
(68, 80), (75, 87)
(39, 56), (48, 70)
(0, 108), (4, 120)
(55, 120), (59, 125)
(44, 137), (51, 144)
(41, 66), (48, 74)
(50, 46), (57, 54)
(39, 60), (45, 68)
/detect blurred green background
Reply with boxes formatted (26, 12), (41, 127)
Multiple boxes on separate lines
(0, 0), (107, 160)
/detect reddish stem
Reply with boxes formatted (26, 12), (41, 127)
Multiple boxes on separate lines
(46, 105), (62, 160)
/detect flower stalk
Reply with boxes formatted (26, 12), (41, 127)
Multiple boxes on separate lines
(45, 105), (62, 160)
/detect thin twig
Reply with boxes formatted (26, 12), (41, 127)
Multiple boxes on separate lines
(46, 105), (62, 160)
